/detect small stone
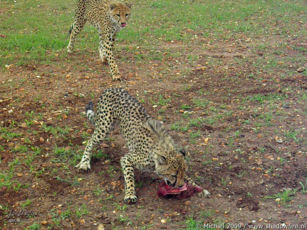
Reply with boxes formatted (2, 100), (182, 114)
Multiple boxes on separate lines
(297, 67), (305, 73)
(184, 201), (191, 206)
(41, 220), (48, 225)
(80, 219), (85, 225)
(161, 219), (166, 224)
(97, 224), (105, 230)
(282, 104), (290, 109)
(5, 64), (13, 69)
(21, 123), (27, 128)
(275, 136), (283, 143)
(39, 137), (45, 143)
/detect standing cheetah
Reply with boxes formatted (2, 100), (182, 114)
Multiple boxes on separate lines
(76, 88), (210, 203)
(67, 0), (131, 80)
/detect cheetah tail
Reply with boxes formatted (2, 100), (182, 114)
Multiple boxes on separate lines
(86, 101), (95, 125)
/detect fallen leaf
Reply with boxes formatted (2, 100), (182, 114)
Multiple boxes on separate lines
(203, 137), (209, 145)
(275, 136), (283, 143)
(80, 219), (85, 225)
(41, 220), (48, 225)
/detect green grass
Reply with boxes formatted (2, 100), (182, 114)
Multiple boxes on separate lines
(185, 217), (203, 230)
(299, 178), (307, 194)
(21, 199), (32, 208)
(75, 204), (89, 218)
(265, 189), (297, 205)
(192, 98), (209, 108)
(150, 94), (171, 106)
(41, 124), (71, 137)
(13, 145), (28, 153)
(0, 171), (25, 191)
(171, 122), (189, 132)
(51, 146), (81, 166)
(1, 0), (306, 67)
(284, 130), (300, 143)
(0, 127), (23, 140)
(26, 223), (41, 230)
(247, 93), (287, 104)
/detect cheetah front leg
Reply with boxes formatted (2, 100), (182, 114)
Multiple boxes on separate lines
(120, 154), (137, 203)
(185, 176), (211, 197)
(76, 130), (100, 170)
(98, 33), (121, 80)
(99, 37), (114, 65)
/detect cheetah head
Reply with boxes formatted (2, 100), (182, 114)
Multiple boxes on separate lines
(109, 2), (132, 28)
(145, 119), (187, 188)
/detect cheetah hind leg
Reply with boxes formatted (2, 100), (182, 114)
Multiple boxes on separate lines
(98, 34), (121, 80)
(76, 106), (113, 171)
(67, 17), (86, 53)
(98, 48), (108, 65)
(67, 0), (87, 53)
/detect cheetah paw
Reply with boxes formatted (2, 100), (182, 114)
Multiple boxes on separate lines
(124, 195), (137, 204)
(112, 75), (122, 81)
(67, 47), (73, 54)
(75, 160), (91, 171)
(102, 57), (108, 65)
(198, 189), (210, 198)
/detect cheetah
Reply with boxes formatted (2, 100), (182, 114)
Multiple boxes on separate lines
(76, 88), (210, 203)
(67, 0), (131, 80)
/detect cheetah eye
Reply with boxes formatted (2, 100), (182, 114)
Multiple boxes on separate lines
(125, 14), (129, 17)
(116, 14), (120, 17)
(171, 175), (176, 179)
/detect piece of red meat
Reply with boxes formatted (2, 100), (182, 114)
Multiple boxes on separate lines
(157, 182), (203, 199)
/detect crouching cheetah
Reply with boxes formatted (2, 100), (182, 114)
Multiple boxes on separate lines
(67, 0), (131, 80)
(76, 88), (210, 203)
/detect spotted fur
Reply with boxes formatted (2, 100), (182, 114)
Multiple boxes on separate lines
(76, 88), (210, 203)
(67, 0), (131, 80)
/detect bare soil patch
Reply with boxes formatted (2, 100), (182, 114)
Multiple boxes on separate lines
(1, 36), (306, 229)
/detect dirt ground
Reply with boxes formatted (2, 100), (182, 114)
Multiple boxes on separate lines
(0, 34), (307, 229)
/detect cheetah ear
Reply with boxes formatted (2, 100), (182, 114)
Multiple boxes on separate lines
(125, 2), (132, 8)
(145, 119), (164, 137)
(110, 2), (117, 10)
